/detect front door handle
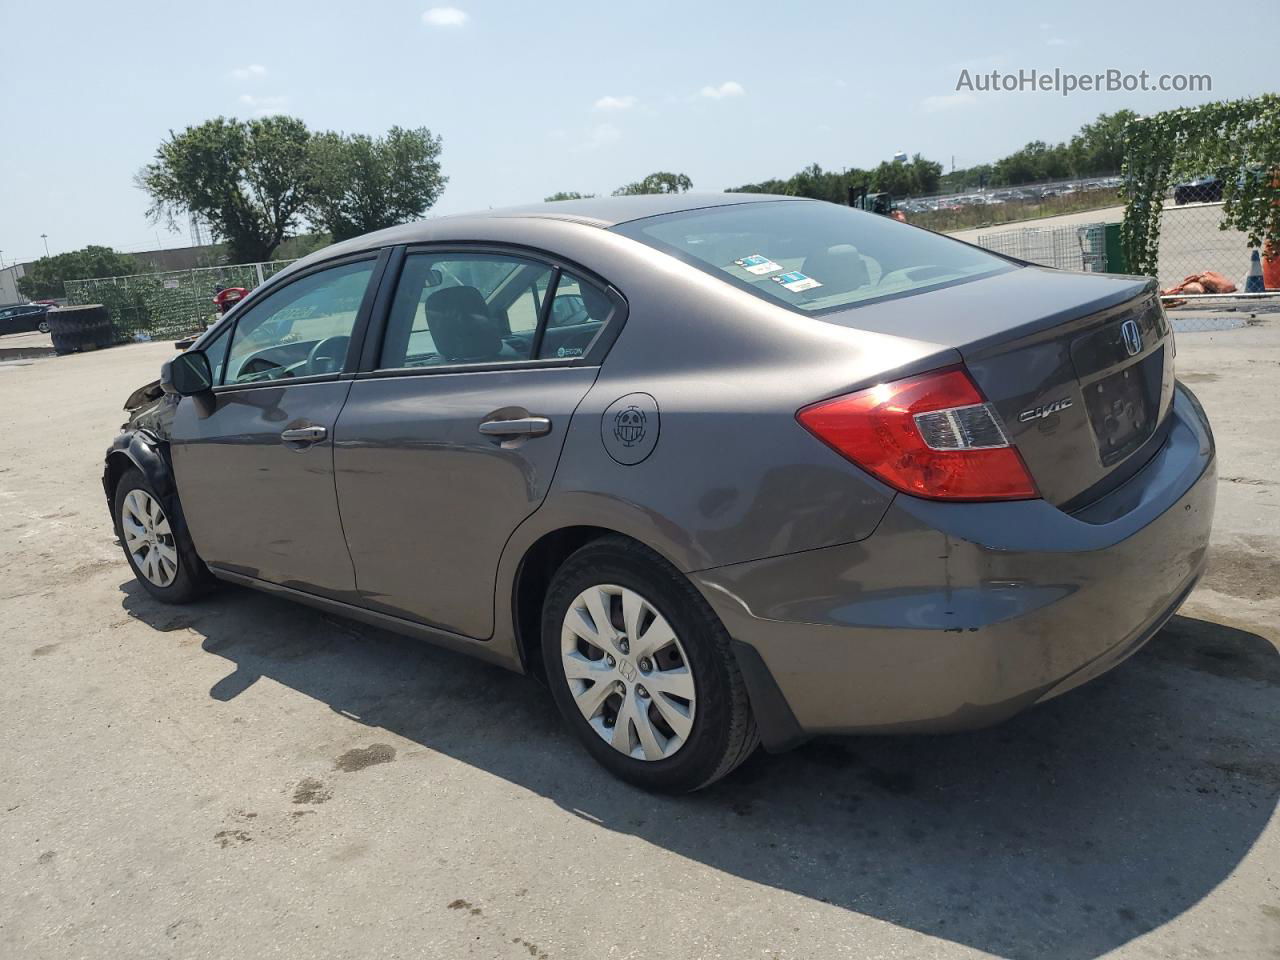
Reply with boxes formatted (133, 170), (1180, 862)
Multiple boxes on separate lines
(280, 425), (328, 443)
(478, 416), (552, 438)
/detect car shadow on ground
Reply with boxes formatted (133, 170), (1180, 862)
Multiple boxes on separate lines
(120, 581), (1279, 960)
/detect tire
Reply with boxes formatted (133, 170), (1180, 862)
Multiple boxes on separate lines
(38, 320), (49, 334)
(113, 467), (212, 604)
(542, 536), (759, 793)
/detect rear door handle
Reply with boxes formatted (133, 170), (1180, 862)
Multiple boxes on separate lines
(478, 416), (552, 438)
(280, 425), (328, 443)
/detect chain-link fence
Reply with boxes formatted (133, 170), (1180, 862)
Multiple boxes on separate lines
(64, 260), (297, 342)
(970, 208), (1278, 332)
(1154, 200), (1272, 294)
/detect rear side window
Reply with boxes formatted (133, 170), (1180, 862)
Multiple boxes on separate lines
(536, 272), (614, 360)
(380, 254), (554, 369)
(612, 200), (1012, 314)
(378, 254), (619, 369)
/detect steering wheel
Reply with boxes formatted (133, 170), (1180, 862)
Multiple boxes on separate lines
(307, 335), (350, 375)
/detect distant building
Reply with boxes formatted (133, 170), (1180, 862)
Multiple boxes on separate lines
(0, 263), (29, 306)
(129, 244), (225, 273)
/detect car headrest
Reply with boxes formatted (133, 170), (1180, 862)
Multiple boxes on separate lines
(800, 244), (870, 295)
(425, 286), (502, 362)
(578, 284), (613, 322)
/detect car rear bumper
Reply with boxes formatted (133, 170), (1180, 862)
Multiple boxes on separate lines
(693, 384), (1216, 749)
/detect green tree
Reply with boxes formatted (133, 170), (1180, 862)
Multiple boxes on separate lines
(307, 126), (447, 241)
(544, 191), (596, 201)
(137, 116), (313, 263)
(870, 154), (943, 196)
(1068, 110), (1137, 177)
(732, 163), (868, 203)
(613, 172), (693, 195)
(17, 246), (138, 299)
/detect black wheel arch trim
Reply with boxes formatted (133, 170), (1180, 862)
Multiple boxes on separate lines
(103, 429), (174, 508)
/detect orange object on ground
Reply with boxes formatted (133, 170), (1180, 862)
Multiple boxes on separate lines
(1263, 243), (1280, 290)
(1161, 271), (1238, 299)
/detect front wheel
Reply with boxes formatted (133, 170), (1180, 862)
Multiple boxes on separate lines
(38, 320), (50, 334)
(542, 537), (759, 792)
(113, 467), (211, 603)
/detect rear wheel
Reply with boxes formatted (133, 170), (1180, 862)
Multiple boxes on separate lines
(113, 467), (211, 604)
(542, 537), (758, 792)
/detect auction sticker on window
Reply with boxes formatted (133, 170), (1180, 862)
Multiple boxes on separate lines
(772, 271), (822, 293)
(733, 254), (782, 276)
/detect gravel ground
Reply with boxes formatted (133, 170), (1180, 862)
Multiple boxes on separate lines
(1, 322), (1277, 960)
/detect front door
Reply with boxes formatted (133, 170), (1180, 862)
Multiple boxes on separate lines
(333, 251), (619, 638)
(169, 257), (380, 600)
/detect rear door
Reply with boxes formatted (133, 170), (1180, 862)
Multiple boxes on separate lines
(170, 255), (382, 600)
(333, 248), (621, 638)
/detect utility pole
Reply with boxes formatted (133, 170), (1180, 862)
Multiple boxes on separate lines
(40, 234), (49, 257)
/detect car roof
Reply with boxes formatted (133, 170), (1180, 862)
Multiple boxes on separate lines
(476, 191), (796, 227)
(291, 193), (808, 268)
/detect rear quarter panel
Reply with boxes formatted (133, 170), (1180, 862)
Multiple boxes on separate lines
(499, 227), (955, 574)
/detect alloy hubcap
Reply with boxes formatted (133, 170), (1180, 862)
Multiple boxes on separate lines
(120, 489), (178, 588)
(560, 584), (696, 761)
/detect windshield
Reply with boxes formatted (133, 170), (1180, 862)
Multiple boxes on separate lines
(612, 199), (1014, 314)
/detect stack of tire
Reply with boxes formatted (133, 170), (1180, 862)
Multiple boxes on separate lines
(47, 304), (114, 356)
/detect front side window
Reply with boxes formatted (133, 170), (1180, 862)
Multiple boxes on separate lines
(612, 199), (1013, 315)
(199, 321), (233, 384)
(223, 259), (375, 385)
(379, 254), (554, 369)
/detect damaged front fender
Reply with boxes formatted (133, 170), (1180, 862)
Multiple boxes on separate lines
(102, 429), (174, 511)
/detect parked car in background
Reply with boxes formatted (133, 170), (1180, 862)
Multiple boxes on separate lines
(0, 303), (51, 335)
(1174, 176), (1223, 205)
(104, 194), (1216, 792)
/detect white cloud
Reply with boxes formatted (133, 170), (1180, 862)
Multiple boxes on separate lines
(239, 93), (290, 117)
(230, 64), (267, 81)
(422, 7), (468, 26)
(1046, 36), (1068, 46)
(699, 80), (745, 100)
(594, 94), (637, 112)
(921, 91), (977, 113)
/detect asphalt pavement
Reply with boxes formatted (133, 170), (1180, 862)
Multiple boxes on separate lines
(1, 325), (1277, 959)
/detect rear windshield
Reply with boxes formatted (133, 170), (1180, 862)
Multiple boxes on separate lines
(612, 200), (1014, 314)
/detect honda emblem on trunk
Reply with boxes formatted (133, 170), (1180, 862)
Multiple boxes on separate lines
(1121, 319), (1143, 357)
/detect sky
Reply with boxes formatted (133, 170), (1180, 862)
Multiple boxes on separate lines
(2, 0), (1276, 264)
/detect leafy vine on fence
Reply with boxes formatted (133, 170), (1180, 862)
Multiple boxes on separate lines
(1121, 94), (1280, 277)
(63, 261), (295, 340)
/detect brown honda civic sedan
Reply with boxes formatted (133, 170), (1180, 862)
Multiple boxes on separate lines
(105, 194), (1215, 791)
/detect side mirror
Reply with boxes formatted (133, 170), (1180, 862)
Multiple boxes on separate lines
(161, 351), (213, 397)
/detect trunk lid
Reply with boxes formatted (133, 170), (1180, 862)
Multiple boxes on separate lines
(958, 277), (1175, 507)
(823, 266), (1176, 507)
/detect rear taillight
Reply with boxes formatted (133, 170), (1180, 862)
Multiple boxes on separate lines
(796, 367), (1037, 501)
